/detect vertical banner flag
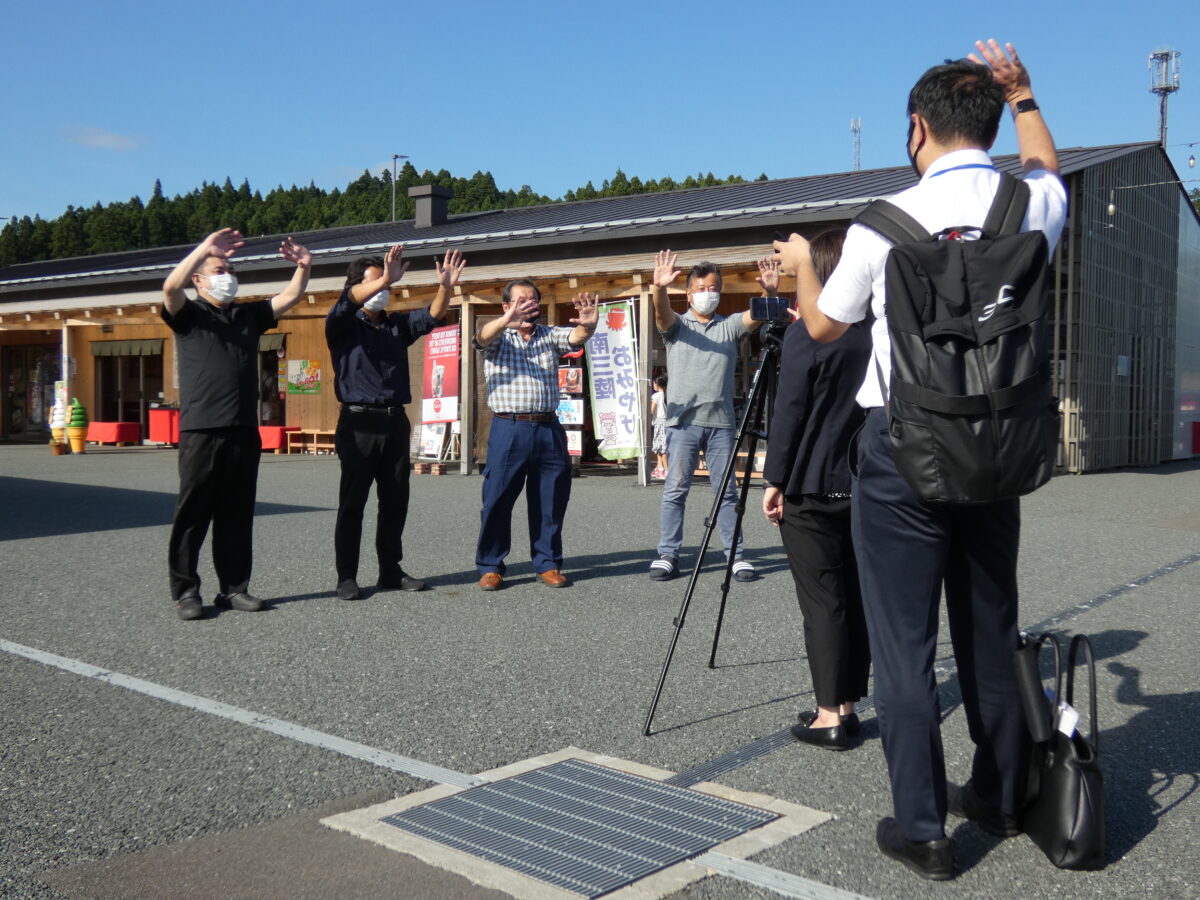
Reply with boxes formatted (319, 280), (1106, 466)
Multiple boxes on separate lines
(586, 301), (642, 460)
(422, 325), (460, 423)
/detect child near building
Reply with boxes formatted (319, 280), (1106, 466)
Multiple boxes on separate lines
(650, 374), (668, 479)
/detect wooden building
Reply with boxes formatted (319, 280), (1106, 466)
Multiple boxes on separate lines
(2, 142), (1198, 474)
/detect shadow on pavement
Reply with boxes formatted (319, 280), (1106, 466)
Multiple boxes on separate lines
(0, 476), (329, 542)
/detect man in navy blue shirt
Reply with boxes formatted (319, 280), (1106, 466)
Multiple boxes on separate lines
(325, 246), (465, 601)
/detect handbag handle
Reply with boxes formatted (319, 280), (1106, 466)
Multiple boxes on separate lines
(1066, 634), (1099, 753)
(1016, 631), (1062, 743)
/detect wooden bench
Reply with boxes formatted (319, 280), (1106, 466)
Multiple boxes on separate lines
(286, 429), (336, 455)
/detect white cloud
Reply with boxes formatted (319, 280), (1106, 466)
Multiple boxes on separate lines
(67, 127), (142, 151)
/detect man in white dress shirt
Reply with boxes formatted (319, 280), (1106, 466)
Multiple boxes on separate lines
(775, 40), (1066, 880)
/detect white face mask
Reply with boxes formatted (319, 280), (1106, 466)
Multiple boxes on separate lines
(203, 272), (238, 305)
(690, 291), (720, 315)
(363, 290), (389, 312)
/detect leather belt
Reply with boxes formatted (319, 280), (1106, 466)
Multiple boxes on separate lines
(495, 412), (555, 422)
(343, 403), (404, 415)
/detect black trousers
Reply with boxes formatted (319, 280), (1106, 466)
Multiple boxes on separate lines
(334, 408), (412, 581)
(853, 408), (1028, 842)
(779, 494), (870, 708)
(168, 426), (262, 601)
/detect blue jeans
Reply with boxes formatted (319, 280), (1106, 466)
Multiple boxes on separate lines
(476, 416), (572, 575)
(658, 423), (744, 559)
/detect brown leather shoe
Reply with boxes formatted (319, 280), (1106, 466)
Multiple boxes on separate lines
(479, 572), (503, 591)
(538, 570), (569, 588)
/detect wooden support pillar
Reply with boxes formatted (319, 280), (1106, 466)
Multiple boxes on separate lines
(459, 300), (477, 475)
(60, 323), (71, 405)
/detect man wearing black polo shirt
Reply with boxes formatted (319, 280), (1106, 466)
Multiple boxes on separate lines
(326, 245), (465, 601)
(162, 228), (313, 620)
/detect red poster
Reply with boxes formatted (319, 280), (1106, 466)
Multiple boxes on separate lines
(421, 325), (460, 423)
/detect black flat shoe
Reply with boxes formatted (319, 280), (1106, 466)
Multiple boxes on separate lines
(876, 817), (952, 881)
(947, 781), (1021, 837)
(797, 709), (861, 739)
(175, 591), (202, 621)
(214, 592), (263, 612)
(336, 579), (361, 601)
(790, 719), (849, 750)
(378, 569), (426, 592)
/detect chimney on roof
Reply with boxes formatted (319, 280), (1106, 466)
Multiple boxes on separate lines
(409, 185), (453, 228)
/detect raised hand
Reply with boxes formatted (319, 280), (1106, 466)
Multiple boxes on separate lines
(202, 227), (244, 259)
(383, 244), (411, 283)
(756, 256), (781, 294)
(652, 250), (680, 288)
(771, 233), (811, 277)
(278, 236), (311, 267)
(435, 249), (466, 289)
(504, 296), (540, 325)
(570, 292), (600, 328)
(969, 40), (1031, 100)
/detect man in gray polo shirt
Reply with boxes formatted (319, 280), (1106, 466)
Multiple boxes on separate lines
(648, 251), (763, 581)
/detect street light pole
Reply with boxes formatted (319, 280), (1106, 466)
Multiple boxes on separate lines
(391, 154), (409, 222)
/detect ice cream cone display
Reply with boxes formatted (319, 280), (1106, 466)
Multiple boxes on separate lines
(48, 399), (67, 445)
(66, 398), (89, 454)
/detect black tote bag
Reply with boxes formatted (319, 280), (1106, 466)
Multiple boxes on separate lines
(1018, 633), (1106, 870)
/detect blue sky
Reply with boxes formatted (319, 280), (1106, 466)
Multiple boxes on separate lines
(2, 1), (1197, 223)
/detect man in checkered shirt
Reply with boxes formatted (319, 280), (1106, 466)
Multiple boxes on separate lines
(473, 280), (599, 591)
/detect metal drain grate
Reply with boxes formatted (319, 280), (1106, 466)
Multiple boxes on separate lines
(380, 758), (778, 898)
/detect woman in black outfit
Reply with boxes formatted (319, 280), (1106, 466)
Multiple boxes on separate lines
(762, 229), (873, 750)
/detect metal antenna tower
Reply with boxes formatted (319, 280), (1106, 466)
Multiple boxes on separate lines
(851, 117), (862, 171)
(1149, 48), (1181, 146)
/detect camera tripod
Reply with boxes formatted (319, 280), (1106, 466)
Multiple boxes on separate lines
(643, 323), (787, 736)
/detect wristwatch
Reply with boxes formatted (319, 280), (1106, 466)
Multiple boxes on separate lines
(1013, 98), (1039, 115)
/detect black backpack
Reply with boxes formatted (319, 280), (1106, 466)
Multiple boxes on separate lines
(854, 173), (1058, 504)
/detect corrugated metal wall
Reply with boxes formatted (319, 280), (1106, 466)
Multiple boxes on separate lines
(1058, 148), (1181, 472)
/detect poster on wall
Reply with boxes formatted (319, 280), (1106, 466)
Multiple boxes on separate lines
(419, 422), (447, 458)
(422, 325), (460, 423)
(585, 301), (642, 460)
(287, 359), (322, 394)
(558, 367), (583, 394)
(565, 429), (582, 457)
(555, 398), (584, 425)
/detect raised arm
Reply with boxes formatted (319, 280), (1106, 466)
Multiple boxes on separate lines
(567, 292), (599, 346)
(162, 228), (243, 314)
(269, 237), (313, 317)
(970, 39), (1058, 175)
(650, 250), (680, 332)
(431, 249), (466, 321)
(772, 235), (849, 343)
(350, 244), (410, 305)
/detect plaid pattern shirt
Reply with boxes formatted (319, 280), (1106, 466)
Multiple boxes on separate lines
(476, 324), (575, 413)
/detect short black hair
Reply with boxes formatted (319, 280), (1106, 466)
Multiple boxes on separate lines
(502, 279), (541, 304)
(907, 59), (1004, 148)
(346, 256), (384, 288)
(686, 261), (722, 291)
(654, 374), (667, 389)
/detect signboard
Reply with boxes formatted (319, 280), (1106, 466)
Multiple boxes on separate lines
(419, 422), (447, 458)
(287, 359), (321, 394)
(585, 301), (642, 460)
(556, 398), (584, 425)
(558, 367), (583, 394)
(566, 429), (582, 457)
(422, 325), (461, 423)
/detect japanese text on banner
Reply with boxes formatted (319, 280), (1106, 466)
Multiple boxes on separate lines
(585, 301), (642, 460)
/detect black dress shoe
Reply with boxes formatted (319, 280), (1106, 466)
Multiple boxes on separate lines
(798, 709), (861, 737)
(175, 591), (202, 621)
(336, 579), (361, 601)
(377, 569), (425, 592)
(947, 781), (1021, 837)
(790, 718), (848, 750)
(876, 817), (952, 881)
(214, 591), (263, 612)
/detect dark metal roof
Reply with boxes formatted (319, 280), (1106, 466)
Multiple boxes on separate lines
(0, 142), (1160, 290)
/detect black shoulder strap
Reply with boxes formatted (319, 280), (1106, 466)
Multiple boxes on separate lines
(854, 200), (930, 246)
(981, 172), (1031, 237)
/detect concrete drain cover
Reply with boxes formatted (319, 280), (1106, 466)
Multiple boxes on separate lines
(323, 748), (829, 899)
(379, 758), (777, 898)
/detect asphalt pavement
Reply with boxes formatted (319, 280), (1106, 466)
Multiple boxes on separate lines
(1, 443), (1197, 899)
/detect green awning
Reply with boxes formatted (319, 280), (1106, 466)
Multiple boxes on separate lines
(259, 333), (285, 351)
(91, 339), (164, 357)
